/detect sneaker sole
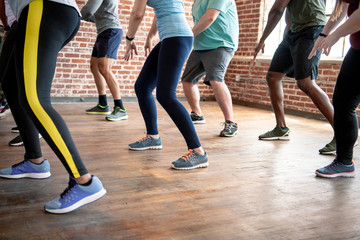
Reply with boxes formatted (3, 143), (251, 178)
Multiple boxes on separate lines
(319, 151), (336, 155)
(259, 136), (290, 141)
(129, 146), (163, 151)
(171, 162), (209, 170)
(11, 129), (20, 133)
(220, 130), (238, 137)
(86, 112), (111, 115)
(105, 115), (129, 121)
(315, 171), (355, 178)
(193, 120), (206, 124)
(0, 172), (51, 179)
(8, 142), (24, 146)
(45, 188), (107, 214)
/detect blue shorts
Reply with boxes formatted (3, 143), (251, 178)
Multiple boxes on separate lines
(269, 25), (324, 80)
(91, 28), (123, 59)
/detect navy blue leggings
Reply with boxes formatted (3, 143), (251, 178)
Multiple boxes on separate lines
(135, 36), (201, 149)
(333, 47), (360, 165)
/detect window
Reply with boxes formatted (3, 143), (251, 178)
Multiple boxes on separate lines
(261, 0), (349, 59)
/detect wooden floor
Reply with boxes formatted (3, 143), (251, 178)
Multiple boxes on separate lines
(1, 101), (360, 240)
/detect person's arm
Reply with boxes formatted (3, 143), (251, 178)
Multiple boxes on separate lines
(123, 0), (147, 61)
(144, 17), (158, 57)
(80, 0), (102, 21)
(0, 0), (9, 41)
(192, 8), (220, 36)
(308, 3), (349, 58)
(253, 0), (290, 61)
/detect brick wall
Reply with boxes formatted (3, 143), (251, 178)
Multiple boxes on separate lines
(53, 0), (354, 120)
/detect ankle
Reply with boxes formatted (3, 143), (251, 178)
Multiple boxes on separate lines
(77, 173), (92, 185)
(29, 158), (45, 165)
(148, 134), (159, 139)
(193, 147), (205, 155)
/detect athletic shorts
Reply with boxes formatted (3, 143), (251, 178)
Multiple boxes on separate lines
(91, 28), (123, 59)
(269, 25), (324, 80)
(181, 47), (234, 86)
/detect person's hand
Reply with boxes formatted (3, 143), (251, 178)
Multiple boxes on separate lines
(251, 41), (265, 66)
(144, 37), (152, 57)
(123, 40), (138, 61)
(308, 34), (340, 59)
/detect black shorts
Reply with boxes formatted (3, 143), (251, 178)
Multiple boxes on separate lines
(269, 25), (324, 80)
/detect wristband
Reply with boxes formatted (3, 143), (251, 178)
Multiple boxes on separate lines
(126, 35), (135, 41)
(319, 33), (327, 38)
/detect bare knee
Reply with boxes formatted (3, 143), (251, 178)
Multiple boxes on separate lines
(266, 72), (283, 86)
(296, 78), (315, 94)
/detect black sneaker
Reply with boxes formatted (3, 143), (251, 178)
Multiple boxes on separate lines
(190, 112), (206, 124)
(11, 126), (19, 133)
(86, 104), (111, 115)
(220, 120), (238, 137)
(9, 134), (42, 147)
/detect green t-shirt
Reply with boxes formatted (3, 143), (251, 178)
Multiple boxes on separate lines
(287, 0), (327, 32)
(192, 0), (239, 51)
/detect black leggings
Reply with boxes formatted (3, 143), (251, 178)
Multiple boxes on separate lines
(333, 47), (360, 165)
(1, 0), (87, 178)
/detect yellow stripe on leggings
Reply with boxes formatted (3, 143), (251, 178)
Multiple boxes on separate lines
(24, 0), (80, 178)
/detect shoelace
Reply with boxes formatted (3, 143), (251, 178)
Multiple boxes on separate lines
(325, 160), (339, 169)
(181, 149), (195, 161)
(221, 122), (233, 131)
(12, 159), (27, 168)
(60, 178), (77, 198)
(137, 135), (151, 143)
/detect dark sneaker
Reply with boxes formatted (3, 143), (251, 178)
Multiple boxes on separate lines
(86, 104), (111, 115)
(11, 126), (19, 133)
(319, 138), (358, 155)
(129, 136), (162, 151)
(315, 160), (355, 178)
(171, 149), (209, 170)
(220, 120), (238, 137)
(44, 176), (106, 214)
(190, 112), (206, 124)
(0, 159), (51, 179)
(105, 107), (128, 121)
(319, 137), (336, 155)
(9, 133), (42, 147)
(258, 126), (290, 140)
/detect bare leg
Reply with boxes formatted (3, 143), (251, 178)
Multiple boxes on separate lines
(98, 57), (121, 100)
(266, 71), (287, 127)
(182, 81), (203, 116)
(297, 77), (334, 127)
(90, 57), (107, 96)
(210, 80), (234, 122)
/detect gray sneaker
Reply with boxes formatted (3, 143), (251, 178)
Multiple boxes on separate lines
(258, 126), (290, 140)
(319, 137), (336, 155)
(171, 149), (209, 170)
(105, 107), (128, 121)
(86, 104), (111, 115)
(190, 112), (206, 124)
(220, 120), (238, 137)
(129, 136), (162, 151)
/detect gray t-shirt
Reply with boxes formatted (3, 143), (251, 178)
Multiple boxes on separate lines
(9, 0), (80, 19)
(80, 0), (121, 34)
